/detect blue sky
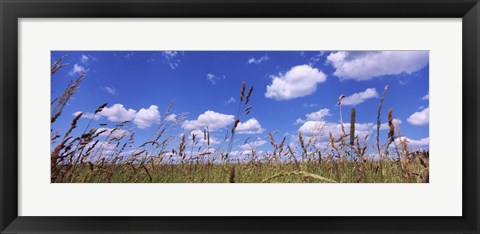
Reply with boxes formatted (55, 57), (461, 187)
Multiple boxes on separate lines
(51, 51), (429, 157)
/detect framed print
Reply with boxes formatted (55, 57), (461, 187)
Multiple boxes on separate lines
(1, 0), (479, 233)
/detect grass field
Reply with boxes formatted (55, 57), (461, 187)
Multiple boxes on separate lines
(52, 159), (428, 183)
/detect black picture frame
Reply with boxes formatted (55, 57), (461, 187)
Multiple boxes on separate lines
(1, 0), (479, 233)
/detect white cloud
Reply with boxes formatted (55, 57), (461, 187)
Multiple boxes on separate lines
(82, 140), (141, 158)
(326, 51), (429, 81)
(165, 114), (177, 122)
(80, 54), (96, 64)
(240, 139), (267, 150)
(235, 118), (265, 134)
(302, 103), (318, 108)
(341, 88), (378, 106)
(103, 86), (117, 96)
(147, 51), (183, 68)
(379, 118), (403, 130)
(247, 55), (269, 64)
(96, 128), (129, 139)
(299, 118), (402, 140)
(312, 141), (330, 150)
(206, 73), (225, 85)
(230, 149), (264, 156)
(83, 141), (117, 157)
(202, 135), (221, 145)
(72, 111), (101, 121)
(294, 108), (330, 125)
(162, 51), (182, 69)
(265, 65), (327, 101)
(422, 92), (429, 100)
(163, 51), (178, 58)
(83, 104), (168, 129)
(124, 52), (134, 59)
(182, 111), (235, 131)
(98, 104), (137, 122)
(407, 107), (429, 126)
(294, 118), (305, 125)
(80, 55), (89, 64)
(305, 108), (331, 121)
(309, 52), (326, 64)
(395, 136), (429, 147)
(324, 122), (374, 139)
(298, 121), (328, 136)
(188, 130), (220, 145)
(69, 64), (86, 76)
(206, 137), (221, 145)
(224, 97), (236, 105)
(133, 105), (160, 129)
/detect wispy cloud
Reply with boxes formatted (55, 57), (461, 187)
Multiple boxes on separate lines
(247, 55), (269, 64)
(308, 52), (326, 65)
(147, 51), (184, 69)
(224, 97), (236, 105)
(69, 64), (86, 76)
(422, 92), (429, 100)
(302, 103), (318, 108)
(80, 54), (96, 64)
(206, 73), (225, 85)
(124, 52), (134, 59)
(103, 86), (117, 96)
(80, 55), (90, 64)
(162, 51), (182, 69)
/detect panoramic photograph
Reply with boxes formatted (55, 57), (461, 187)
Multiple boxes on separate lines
(50, 51), (429, 183)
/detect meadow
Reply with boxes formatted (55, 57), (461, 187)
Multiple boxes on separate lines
(50, 55), (429, 183)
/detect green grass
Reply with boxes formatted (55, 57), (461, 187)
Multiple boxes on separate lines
(53, 159), (428, 183)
